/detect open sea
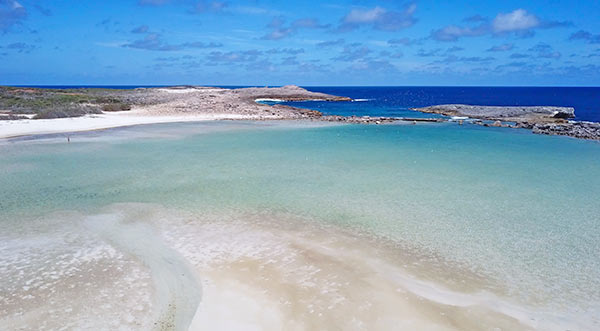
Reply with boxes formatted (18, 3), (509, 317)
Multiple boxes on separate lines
(1, 86), (600, 330)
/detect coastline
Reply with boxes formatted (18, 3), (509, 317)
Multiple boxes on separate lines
(2, 86), (600, 141)
(0, 109), (264, 139)
(0, 85), (348, 139)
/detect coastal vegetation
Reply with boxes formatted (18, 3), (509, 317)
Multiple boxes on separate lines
(0, 86), (132, 119)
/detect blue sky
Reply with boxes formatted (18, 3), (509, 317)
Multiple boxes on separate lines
(1, 0), (599, 86)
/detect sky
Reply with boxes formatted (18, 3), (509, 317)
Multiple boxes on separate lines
(1, 0), (599, 86)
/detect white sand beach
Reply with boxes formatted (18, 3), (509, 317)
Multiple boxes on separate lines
(0, 110), (256, 139)
(0, 85), (348, 139)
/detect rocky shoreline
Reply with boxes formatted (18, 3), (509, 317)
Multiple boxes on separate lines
(411, 104), (600, 140)
(412, 104), (576, 121)
(2, 86), (599, 141)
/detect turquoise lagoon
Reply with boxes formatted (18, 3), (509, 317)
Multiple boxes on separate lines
(1, 121), (599, 330)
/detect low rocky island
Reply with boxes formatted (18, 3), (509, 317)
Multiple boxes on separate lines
(413, 104), (600, 140)
(413, 104), (576, 121)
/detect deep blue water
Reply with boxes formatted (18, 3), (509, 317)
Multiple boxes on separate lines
(286, 87), (600, 123)
(15, 85), (600, 122)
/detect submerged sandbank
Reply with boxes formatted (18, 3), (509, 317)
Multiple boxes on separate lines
(1, 120), (599, 330)
(1, 203), (579, 330)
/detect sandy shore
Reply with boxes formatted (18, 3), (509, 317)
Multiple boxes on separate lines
(0, 85), (349, 139)
(0, 109), (262, 139)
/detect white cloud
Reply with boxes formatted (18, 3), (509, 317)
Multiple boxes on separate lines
(10, 0), (23, 9)
(431, 24), (487, 42)
(431, 8), (563, 42)
(492, 9), (539, 33)
(339, 3), (417, 32)
(0, 0), (27, 31)
(343, 6), (386, 24)
(487, 43), (514, 52)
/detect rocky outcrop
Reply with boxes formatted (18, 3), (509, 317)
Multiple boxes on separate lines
(242, 85), (352, 102)
(413, 104), (575, 121)
(411, 104), (600, 140)
(532, 122), (600, 140)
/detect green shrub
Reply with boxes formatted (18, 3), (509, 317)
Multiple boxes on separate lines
(102, 103), (132, 112)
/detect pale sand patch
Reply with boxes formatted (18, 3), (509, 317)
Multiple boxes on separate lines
(3, 203), (588, 330)
(157, 88), (205, 94)
(0, 109), (259, 139)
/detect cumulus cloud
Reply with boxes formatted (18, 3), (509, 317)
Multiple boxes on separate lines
(331, 44), (372, 61)
(416, 47), (464, 57)
(428, 55), (495, 67)
(261, 17), (293, 40)
(416, 48), (442, 57)
(430, 23), (487, 42)
(96, 18), (121, 32)
(131, 25), (149, 34)
(291, 18), (329, 29)
(190, 1), (228, 14)
(338, 3), (417, 32)
(510, 53), (529, 59)
(569, 30), (600, 44)
(379, 50), (403, 58)
(316, 39), (345, 48)
(123, 33), (222, 51)
(2, 41), (35, 53)
(462, 15), (486, 23)
(280, 56), (299, 65)
(487, 43), (514, 52)
(138, 0), (171, 5)
(0, 0), (27, 32)
(348, 59), (398, 73)
(447, 46), (464, 52)
(492, 9), (539, 33)
(529, 43), (561, 59)
(431, 9), (569, 42)
(388, 37), (421, 46)
(261, 16), (328, 40)
(266, 48), (304, 55)
(344, 7), (385, 24)
(206, 50), (262, 64)
(138, 0), (228, 15)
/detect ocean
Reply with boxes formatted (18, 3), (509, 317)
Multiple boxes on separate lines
(286, 86), (600, 122)
(1, 87), (600, 330)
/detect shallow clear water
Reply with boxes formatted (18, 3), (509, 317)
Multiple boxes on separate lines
(1, 121), (599, 329)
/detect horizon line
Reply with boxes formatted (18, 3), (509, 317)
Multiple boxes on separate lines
(4, 84), (600, 88)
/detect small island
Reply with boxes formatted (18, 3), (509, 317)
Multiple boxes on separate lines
(413, 104), (600, 140)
